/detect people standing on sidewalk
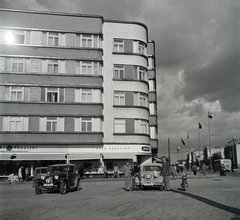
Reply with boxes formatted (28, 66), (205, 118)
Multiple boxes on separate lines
(112, 164), (120, 178)
(162, 157), (171, 191)
(18, 166), (23, 181)
(103, 165), (108, 178)
(122, 161), (132, 191)
(201, 163), (207, 175)
(192, 164), (197, 175)
(131, 161), (141, 190)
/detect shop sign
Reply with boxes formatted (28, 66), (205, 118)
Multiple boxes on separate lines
(142, 146), (150, 152)
(0, 145), (38, 153)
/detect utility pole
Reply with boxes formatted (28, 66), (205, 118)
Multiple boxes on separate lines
(168, 137), (171, 165)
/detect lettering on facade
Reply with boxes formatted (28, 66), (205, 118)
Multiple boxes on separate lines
(142, 146), (150, 152)
(0, 145), (38, 152)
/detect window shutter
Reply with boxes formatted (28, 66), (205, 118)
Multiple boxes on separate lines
(59, 60), (65, 74)
(2, 116), (10, 131)
(74, 118), (80, 131)
(58, 117), (65, 131)
(41, 88), (45, 102)
(22, 117), (29, 131)
(6, 58), (11, 71)
(92, 118), (101, 132)
(59, 88), (64, 102)
(39, 117), (46, 131)
(42, 60), (48, 73)
(92, 89), (101, 103)
(60, 34), (66, 46)
(74, 89), (80, 102)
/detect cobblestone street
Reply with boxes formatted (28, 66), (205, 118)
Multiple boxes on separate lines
(0, 172), (240, 220)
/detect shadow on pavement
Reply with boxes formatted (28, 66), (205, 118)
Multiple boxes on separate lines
(171, 189), (240, 216)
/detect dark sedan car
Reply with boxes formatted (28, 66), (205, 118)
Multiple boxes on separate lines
(34, 164), (81, 195)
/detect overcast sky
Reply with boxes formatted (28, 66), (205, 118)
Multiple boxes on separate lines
(1, 0), (239, 160)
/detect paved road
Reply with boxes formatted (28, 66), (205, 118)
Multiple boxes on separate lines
(0, 172), (240, 220)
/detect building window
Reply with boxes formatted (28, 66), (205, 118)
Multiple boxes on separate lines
(114, 119), (125, 133)
(10, 87), (24, 101)
(46, 117), (57, 131)
(114, 91), (125, 105)
(138, 41), (145, 55)
(82, 62), (93, 75)
(81, 89), (92, 102)
(114, 65), (125, 79)
(81, 34), (93, 47)
(2, 116), (28, 131)
(138, 67), (147, 81)
(39, 117), (64, 132)
(135, 119), (149, 134)
(46, 88), (58, 102)
(113, 39), (124, 52)
(81, 118), (92, 132)
(48, 60), (58, 74)
(48, 32), (59, 46)
(12, 59), (24, 72)
(5, 30), (25, 44)
(134, 92), (148, 107)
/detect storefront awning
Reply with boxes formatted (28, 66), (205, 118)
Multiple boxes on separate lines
(0, 153), (66, 161)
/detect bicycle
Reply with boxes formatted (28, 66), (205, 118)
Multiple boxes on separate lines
(3, 174), (24, 185)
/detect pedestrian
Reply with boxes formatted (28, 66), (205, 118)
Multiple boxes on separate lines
(18, 166), (23, 182)
(131, 161), (141, 190)
(201, 163), (207, 175)
(78, 166), (84, 179)
(170, 164), (176, 180)
(162, 157), (171, 191)
(192, 164), (197, 175)
(122, 161), (132, 191)
(103, 165), (108, 178)
(25, 167), (29, 181)
(112, 164), (120, 178)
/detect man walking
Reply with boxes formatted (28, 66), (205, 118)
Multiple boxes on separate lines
(162, 157), (171, 191)
(122, 161), (132, 191)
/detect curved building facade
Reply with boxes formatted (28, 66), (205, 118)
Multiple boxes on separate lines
(0, 9), (158, 175)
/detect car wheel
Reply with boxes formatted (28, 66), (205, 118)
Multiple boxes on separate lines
(60, 181), (67, 194)
(159, 186), (163, 191)
(35, 182), (42, 195)
(75, 180), (81, 191)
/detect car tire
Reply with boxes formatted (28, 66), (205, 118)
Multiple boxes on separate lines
(35, 182), (42, 195)
(75, 180), (81, 191)
(60, 181), (67, 194)
(159, 186), (163, 191)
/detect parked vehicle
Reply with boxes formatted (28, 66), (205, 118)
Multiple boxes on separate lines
(181, 174), (189, 191)
(136, 163), (164, 191)
(32, 167), (48, 187)
(34, 164), (81, 195)
(214, 159), (232, 172)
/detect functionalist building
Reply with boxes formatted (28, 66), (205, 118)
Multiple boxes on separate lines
(0, 8), (158, 173)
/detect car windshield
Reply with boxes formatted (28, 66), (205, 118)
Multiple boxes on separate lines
(143, 166), (161, 172)
(35, 168), (47, 174)
(48, 166), (68, 172)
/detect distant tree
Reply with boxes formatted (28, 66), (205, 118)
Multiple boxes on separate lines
(212, 152), (222, 161)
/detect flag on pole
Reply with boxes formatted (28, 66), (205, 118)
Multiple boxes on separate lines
(177, 146), (181, 152)
(187, 132), (189, 139)
(198, 122), (202, 129)
(181, 139), (185, 146)
(208, 112), (213, 119)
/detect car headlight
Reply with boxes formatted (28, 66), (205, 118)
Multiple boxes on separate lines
(153, 171), (159, 178)
(141, 173), (145, 178)
(146, 174), (151, 179)
(54, 175), (59, 180)
(41, 176), (45, 180)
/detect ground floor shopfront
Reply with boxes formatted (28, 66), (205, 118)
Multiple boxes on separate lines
(0, 144), (153, 176)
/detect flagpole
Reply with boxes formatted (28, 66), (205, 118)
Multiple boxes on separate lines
(198, 126), (200, 164)
(168, 137), (171, 165)
(188, 133), (191, 170)
(208, 111), (212, 173)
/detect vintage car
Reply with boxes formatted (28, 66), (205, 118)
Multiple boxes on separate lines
(136, 163), (164, 190)
(32, 167), (48, 187)
(34, 164), (81, 195)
